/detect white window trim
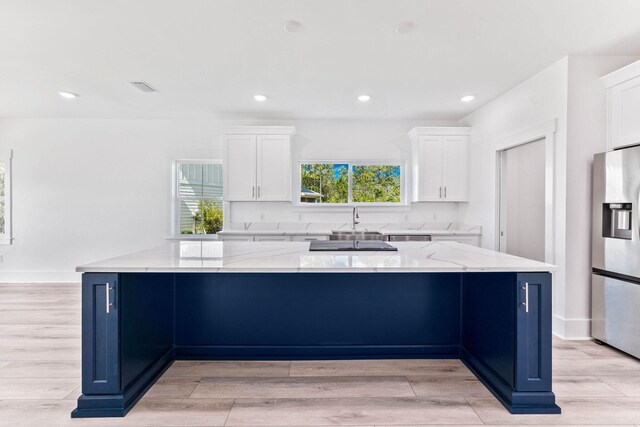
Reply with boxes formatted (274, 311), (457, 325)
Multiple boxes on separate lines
(0, 149), (12, 245)
(295, 159), (408, 207)
(171, 159), (224, 238)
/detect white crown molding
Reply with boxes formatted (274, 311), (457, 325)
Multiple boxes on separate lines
(408, 126), (471, 139)
(601, 59), (640, 88)
(222, 126), (296, 136)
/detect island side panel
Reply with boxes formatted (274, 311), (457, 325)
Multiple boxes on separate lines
(73, 273), (175, 418)
(460, 272), (559, 414)
(174, 272), (461, 359)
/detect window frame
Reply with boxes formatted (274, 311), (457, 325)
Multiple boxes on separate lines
(0, 149), (13, 245)
(296, 159), (407, 207)
(172, 159), (224, 237)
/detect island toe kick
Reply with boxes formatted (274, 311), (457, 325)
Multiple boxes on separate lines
(71, 271), (560, 418)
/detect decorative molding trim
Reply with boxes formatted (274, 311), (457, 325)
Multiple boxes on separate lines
(408, 126), (472, 139)
(552, 314), (592, 340)
(601, 59), (640, 88)
(222, 126), (296, 136)
(494, 119), (557, 267)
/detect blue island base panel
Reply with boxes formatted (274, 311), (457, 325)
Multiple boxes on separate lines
(72, 271), (560, 417)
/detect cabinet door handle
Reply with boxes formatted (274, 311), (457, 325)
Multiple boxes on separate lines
(522, 282), (529, 313)
(439, 187), (442, 198)
(258, 186), (261, 198)
(106, 283), (113, 314)
(444, 187), (447, 198)
(252, 186), (255, 198)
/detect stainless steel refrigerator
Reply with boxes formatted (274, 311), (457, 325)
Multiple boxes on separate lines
(592, 146), (640, 358)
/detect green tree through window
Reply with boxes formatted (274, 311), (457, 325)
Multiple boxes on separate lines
(300, 163), (401, 204)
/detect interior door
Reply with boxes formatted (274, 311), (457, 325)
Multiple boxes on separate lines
(442, 136), (469, 201)
(418, 136), (443, 200)
(224, 135), (256, 201)
(256, 135), (291, 201)
(499, 138), (546, 261)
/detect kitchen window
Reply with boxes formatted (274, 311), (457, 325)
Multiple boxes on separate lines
(174, 161), (223, 235)
(299, 162), (403, 205)
(0, 149), (12, 244)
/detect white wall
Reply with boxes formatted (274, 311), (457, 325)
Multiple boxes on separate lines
(460, 55), (640, 339)
(563, 55), (640, 337)
(0, 117), (458, 282)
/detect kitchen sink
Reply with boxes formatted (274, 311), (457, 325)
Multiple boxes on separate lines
(309, 240), (398, 251)
(329, 230), (385, 241)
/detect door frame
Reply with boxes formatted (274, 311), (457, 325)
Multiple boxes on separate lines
(495, 119), (556, 264)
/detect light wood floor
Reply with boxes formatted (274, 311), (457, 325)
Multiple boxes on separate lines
(1, 283), (639, 426)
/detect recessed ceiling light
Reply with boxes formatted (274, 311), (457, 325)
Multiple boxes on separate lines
(284, 20), (302, 33)
(395, 21), (415, 34)
(58, 91), (79, 99)
(254, 94), (267, 102)
(357, 94), (371, 102)
(461, 95), (475, 102)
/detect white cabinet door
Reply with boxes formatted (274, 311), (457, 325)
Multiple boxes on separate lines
(610, 74), (640, 149)
(417, 136), (443, 201)
(290, 235), (330, 241)
(224, 135), (257, 201)
(256, 135), (291, 201)
(254, 235), (291, 242)
(219, 235), (255, 241)
(431, 235), (480, 246)
(442, 136), (469, 201)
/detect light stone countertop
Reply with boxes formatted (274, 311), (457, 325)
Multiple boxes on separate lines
(217, 222), (482, 236)
(76, 241), (555, 273)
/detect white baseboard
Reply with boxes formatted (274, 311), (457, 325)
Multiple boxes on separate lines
(0, 270), (81, 283)
(553, 314), (592, 340)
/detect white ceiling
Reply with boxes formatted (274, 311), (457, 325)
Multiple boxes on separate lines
(2, 0), (640, 120)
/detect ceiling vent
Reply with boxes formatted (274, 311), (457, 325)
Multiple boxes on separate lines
(129, 81), (158, 92)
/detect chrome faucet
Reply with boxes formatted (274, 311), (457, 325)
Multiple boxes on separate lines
(352, 206), (360, 230)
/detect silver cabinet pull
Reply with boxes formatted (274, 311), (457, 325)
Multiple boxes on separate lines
(258, 186), (261, 198)
(439, 187), (442, 198)
(106, 283), (113, 314)
(444, 187), (447, 198)
(522, 282), (529, 313)
(252, 186), (255, 198)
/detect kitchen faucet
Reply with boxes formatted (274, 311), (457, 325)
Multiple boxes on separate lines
(352, 206), (360, 230)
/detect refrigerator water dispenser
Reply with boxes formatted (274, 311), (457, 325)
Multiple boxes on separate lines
(602, 203), (632, 239)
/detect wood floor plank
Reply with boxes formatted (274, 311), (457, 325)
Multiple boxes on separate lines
(0, 400), (78, 427)
(553, 357), (640, 376)
(598, 376), (640, 397)
(0, 378), (79, 399)
(191, 376), (416, 399)
(0, 346), (81, 361)
(289, 359), (473, 378)
(143, 377), (200, 399)
(114, 398), (233, 426)
(552, 376), (626, 397)
(406, 376), (493, 398)
(163, 360), (291, 378)
(0, 324), (81, 339)
(468, 396), (640, 424)
(225, 397), (483, 426)
(0, 360), (81, 378)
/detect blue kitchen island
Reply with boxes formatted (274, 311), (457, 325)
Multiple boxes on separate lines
(71, 241), (560, 418)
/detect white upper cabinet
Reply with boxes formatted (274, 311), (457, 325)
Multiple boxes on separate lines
(409, 127), (470, 202)
(256, 135), (291, 201)
(223, 126), (295, 201)
(602, 60), (640, 150)
(224, 135), (257, 201)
